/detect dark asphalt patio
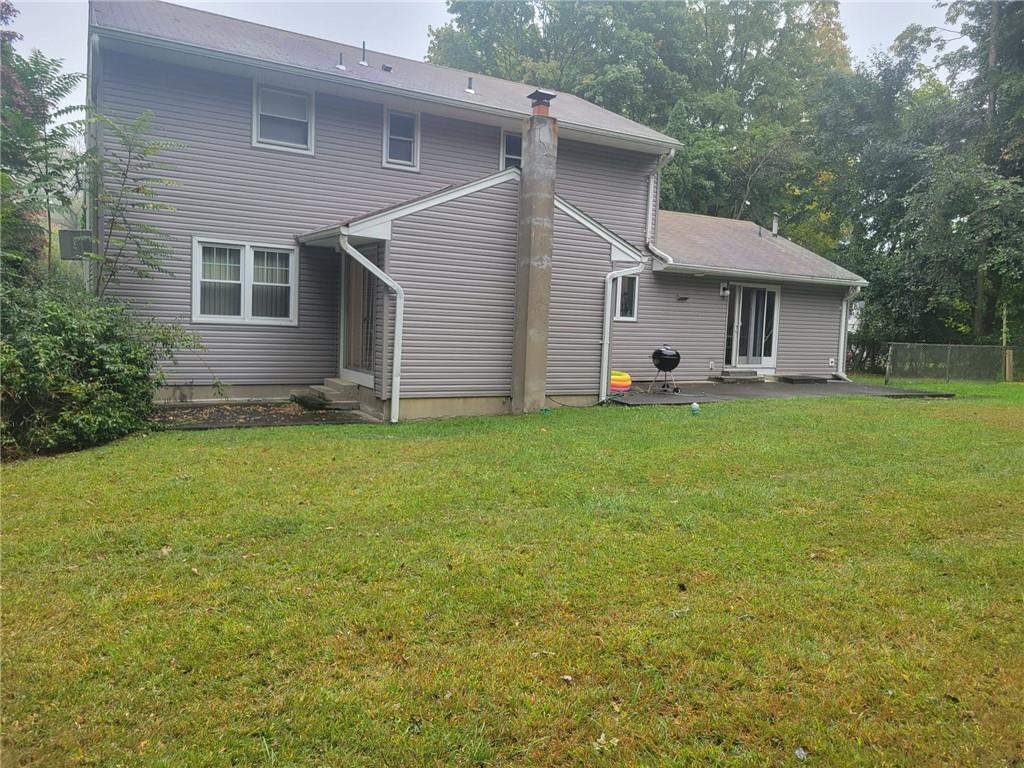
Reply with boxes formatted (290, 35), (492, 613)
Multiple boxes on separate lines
(610, 379), (955, 406)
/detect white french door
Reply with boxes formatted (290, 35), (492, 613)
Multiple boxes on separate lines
(726, 284), (780, 370)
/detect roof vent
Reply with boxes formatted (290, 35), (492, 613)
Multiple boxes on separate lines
(335, 52), (346, 71)
(465, 76), (475, 95)
(527, 88), (556, 116)
(359, 41), (368, 66)
(381, 63), (392, 73)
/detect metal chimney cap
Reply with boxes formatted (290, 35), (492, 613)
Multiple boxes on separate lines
(527, 89), (557, 106)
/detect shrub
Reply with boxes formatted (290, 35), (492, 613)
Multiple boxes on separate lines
(1, 270), (195, 457)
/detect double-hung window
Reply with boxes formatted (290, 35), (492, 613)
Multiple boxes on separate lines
(501, 131), (522, 169)
(254, 84), (313, 153)
(614, 275), (638, 321)
(193, 238), (298, 325)
(383, 109), (419, 170)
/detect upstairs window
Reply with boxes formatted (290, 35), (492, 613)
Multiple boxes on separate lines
(501, 131), (522, 169)
(383, 109), (419, 170)
(615, 275), (638, 321)
(254, 84), (313, 153)
(193, 238), (298, 325)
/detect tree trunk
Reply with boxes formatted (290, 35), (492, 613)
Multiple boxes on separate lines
(986, 1), (999, 124)
(973, 266), (987, 339)
(974, 1), (1000, 339)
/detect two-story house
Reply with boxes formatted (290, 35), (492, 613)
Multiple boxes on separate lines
(88, 1), (866, 421)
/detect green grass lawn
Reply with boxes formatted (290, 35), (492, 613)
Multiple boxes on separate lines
(4, 381), (1023, 766)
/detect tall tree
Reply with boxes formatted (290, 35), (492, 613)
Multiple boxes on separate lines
(429, 1), (850, 242)
(0, 1), (85, 270)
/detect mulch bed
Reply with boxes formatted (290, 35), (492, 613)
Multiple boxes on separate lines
(153, 401), (372, 430)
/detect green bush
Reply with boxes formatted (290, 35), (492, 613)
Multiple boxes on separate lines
(1, 271), (194, 458)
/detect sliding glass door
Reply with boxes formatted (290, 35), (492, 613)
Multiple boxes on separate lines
(726, 284), (780, 369)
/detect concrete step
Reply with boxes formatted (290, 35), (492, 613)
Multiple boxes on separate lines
(779, 374), (831, 384)
(309, 384), (335, 399)
(721, 369), (761, 378)
(290, 387), (360, 411)
(712, 375), (765, 384)
(322, 400), (360, 411)
(323, 378), (360, 398)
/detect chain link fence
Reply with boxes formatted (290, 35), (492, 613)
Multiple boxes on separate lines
(884, 342), (1020, 383)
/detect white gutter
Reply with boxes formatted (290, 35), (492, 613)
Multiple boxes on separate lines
(654, 260), (868, 288)
(338, 234), (405, 423)
(645, 149), (676, 257)
(600, 264), (646, 402)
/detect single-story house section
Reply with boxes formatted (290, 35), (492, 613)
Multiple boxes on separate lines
(612, 211), (867, 384)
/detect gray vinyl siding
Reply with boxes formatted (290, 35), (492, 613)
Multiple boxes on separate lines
(97, 49), (662, 389)
(97, 52), (501, 386)
(547, 208), (615, 395)
(556, 139), (660, 248)
(775, 284), (845, 375)
(612, 273), (728, 380)
(382, 178), (520, 398)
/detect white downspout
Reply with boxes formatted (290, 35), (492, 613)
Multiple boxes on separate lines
(600, 264), (645, 402)
(836, 285), (861, 381)
(645, 149), (676, 264)
(339, 234), (405, 423)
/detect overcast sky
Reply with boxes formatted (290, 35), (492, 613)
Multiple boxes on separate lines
(11, 0), (953, 108)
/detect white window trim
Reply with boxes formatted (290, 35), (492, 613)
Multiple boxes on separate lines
(252, 82), (315, 155)
(382, 108), (420, 171)
(500, 129), (522, 170)
(614, 274), (639, 322)
(192, 236), (299, 326)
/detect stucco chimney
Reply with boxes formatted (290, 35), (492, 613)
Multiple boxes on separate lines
(511, 90), (558, 414)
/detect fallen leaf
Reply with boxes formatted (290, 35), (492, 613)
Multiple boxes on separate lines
(159, 546), (172, 557)
(190, 567), (200, 576)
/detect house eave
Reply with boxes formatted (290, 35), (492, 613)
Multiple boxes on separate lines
(91, 26), (682, 154)
(652, 259), (868, 287)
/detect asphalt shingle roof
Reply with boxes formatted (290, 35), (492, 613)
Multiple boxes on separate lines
(90, 1), (679, 151)
(655, 210), (866, 285)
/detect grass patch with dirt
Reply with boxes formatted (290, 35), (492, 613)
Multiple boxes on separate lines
(3, 381), (1022, 766)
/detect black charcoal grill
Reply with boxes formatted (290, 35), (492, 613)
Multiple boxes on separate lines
(649, 345), (681, 393)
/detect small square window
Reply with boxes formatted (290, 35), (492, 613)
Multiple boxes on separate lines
(615, 275), (638, 321)
(384, 110), (419, 170)
(254, 85), (313, 152)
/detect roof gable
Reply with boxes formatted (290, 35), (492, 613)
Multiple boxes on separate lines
(299, 168), (645, 263)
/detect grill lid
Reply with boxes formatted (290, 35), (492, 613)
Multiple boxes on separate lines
(652, 345), (681, 372)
